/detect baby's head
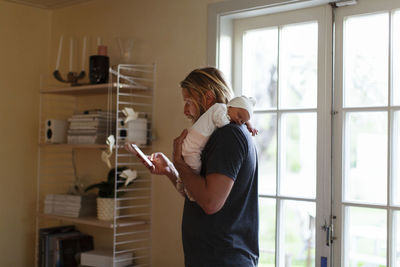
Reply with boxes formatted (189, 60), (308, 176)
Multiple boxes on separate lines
(227, 96), (256, 125)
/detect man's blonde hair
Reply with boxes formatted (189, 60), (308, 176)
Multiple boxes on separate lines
(180, 67), (233, 116)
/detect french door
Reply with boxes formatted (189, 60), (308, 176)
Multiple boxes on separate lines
(333, 0), (400, 266)
(224, 0), (400, 266)
(232, 5), (332, 267)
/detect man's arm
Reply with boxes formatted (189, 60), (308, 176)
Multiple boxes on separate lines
(173, 130), (234, 214)
(176, 160), (234, 214)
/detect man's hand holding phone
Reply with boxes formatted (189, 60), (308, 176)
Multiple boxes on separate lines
(132, 144), (154, 168)
(124, 143), (179, 178)
(125, 143), (154, 169)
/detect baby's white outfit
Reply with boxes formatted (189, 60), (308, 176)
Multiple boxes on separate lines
(177, 103), (230, 200)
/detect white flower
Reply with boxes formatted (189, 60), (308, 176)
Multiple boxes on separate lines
(122, 107), (138, 124)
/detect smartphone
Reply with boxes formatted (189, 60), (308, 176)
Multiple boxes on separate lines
(130, 144), (154, 167)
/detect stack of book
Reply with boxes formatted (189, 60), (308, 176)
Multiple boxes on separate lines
(67, 110), (115, 144)
(39, 225), (93, 267)
(81, 249), (134, 267)
(44, 194), (97, 218)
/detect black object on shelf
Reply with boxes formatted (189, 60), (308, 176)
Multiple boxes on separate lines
(89, 56), (109, 84)
(89, 45), (109, 84)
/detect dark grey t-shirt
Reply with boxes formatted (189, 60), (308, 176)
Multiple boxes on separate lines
(182, 123), (259, 267)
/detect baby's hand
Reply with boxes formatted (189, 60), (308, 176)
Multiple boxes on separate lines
(248, 127), (258, 136)
(245, 122), (258, 136)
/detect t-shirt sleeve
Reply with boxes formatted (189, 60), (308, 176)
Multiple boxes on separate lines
(205, 125), (248, 181)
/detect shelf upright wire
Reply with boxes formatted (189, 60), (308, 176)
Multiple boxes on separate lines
(112, 64), (155, 267)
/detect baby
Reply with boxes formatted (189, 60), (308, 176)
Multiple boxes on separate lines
(177, 95), (257, 200)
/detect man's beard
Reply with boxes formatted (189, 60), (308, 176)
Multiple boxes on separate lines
(185, 115), (196, 124)
(185, 107), (204, 124)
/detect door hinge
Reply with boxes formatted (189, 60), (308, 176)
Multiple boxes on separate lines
(322, 215), (337, 246)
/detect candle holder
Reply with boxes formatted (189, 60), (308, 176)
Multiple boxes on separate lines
(53, 70), (86, 86)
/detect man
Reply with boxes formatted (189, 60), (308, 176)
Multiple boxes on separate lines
(126, 67), (259, 266)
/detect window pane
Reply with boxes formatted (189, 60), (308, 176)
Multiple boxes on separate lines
(243, 27), (278, 110)
(344, 13), (388, 107)
(393, 111), (400, 205)
(344, 206), (386, 267)
(394, 211), (400, 267)
(344, 112), (387, 204)
(280, 113), (316, 198)
(254, 113), (277, 195)
(279, 200), (315, 267)
(393, 11), (400, 106)
(259, 198), (276, 267)
(279, 22), (318, 109)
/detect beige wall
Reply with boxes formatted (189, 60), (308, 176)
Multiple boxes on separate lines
(1, 0), (221, 266)
(0, 1), (51, 266)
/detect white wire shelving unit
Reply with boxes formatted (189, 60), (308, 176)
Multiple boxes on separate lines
(36, 64), (155, 267)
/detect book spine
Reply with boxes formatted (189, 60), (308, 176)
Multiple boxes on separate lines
(38, 235), (45, 267)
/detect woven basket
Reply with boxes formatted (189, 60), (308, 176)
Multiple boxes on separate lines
(97, 197), (119, 221)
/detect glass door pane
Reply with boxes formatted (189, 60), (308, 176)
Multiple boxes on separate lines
(344, 207), (387, 267)
(344, 112), (387, 204)
(243, 27), (278, 110)
(259, 198), (277, 266)
(279, 200), (316, 267)
(393, 111), (400, 205)
(394, 211), (400, 267)
(393, 11), (400, 106)
(280, 113), (316, 198)
(254, 113), (277, 196)
(280, 22), (318, 109)
(343, 13), (388, 107)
